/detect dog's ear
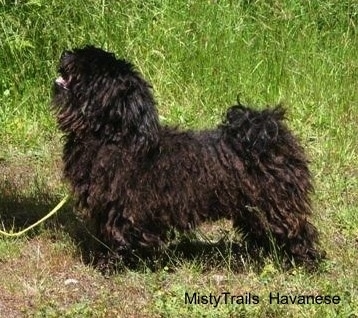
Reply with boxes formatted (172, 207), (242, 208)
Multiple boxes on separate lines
(97, 76), (160, 151)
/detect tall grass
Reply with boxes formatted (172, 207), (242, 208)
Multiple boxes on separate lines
(0, 0), (357, 317)
(1, 1), (356, 139)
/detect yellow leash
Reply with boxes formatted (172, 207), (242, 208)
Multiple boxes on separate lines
(0, 195), (69, 237)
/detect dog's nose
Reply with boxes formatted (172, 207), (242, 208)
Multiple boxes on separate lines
(61, 50), (72, 59)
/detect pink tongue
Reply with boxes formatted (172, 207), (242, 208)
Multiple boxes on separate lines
(56, 76), (68, 89)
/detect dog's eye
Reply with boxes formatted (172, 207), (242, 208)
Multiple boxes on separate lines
(58, 67), (66, 76)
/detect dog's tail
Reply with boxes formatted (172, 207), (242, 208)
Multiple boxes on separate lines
(220, 102), (313, 209)
(220, 103), (293, 159)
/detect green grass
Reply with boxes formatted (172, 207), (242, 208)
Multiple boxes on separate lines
(0, 0), (357, 317)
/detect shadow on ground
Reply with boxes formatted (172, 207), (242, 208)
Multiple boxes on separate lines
(0, 157), (269, 275)
(0, 181), (267, 274)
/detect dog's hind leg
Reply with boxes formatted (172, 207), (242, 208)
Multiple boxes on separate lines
(232, 205), (274, 253)
(281, 219), (325, 265)
(233, 206), (324, 266)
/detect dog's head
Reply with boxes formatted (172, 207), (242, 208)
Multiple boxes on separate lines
(53, 45), (159, 149)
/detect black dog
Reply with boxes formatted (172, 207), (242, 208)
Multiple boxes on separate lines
(53, 46), (323, 267)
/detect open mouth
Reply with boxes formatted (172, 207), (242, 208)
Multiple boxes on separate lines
(55, 75), (71, 90)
